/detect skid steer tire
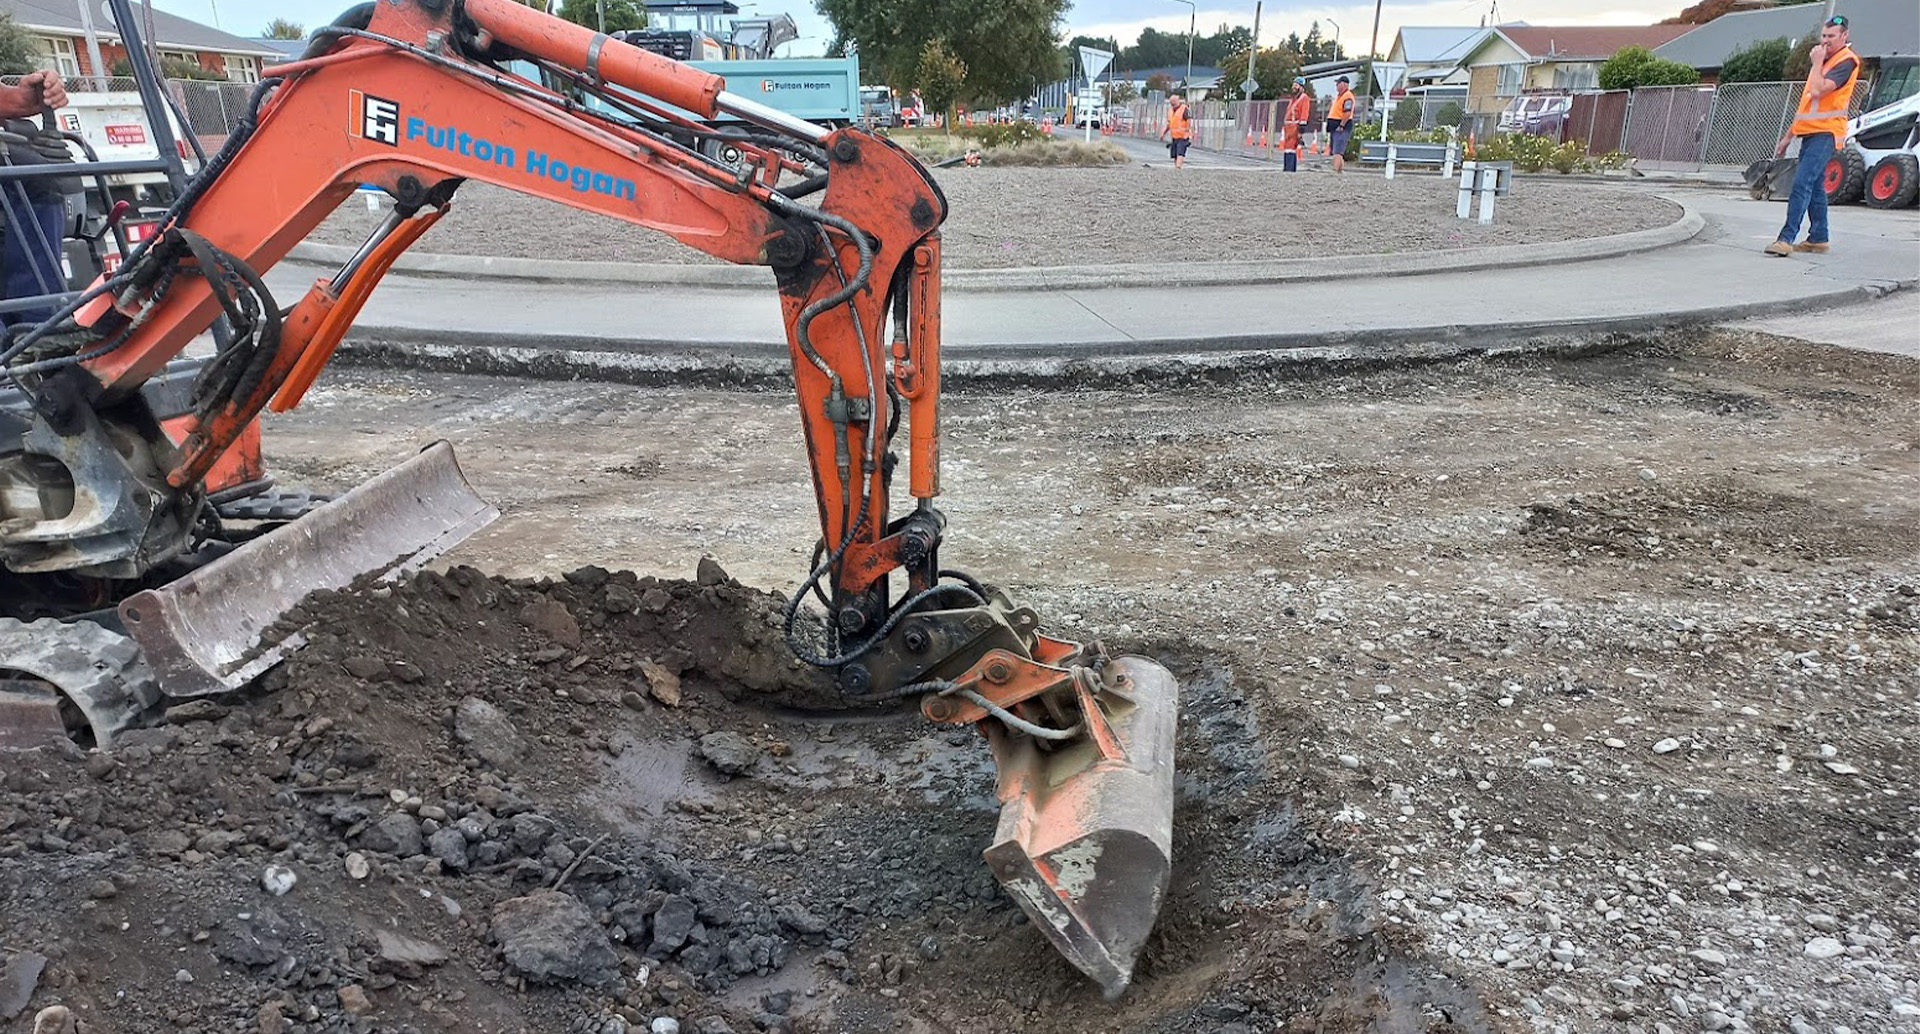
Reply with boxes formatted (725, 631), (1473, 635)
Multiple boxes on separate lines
(1824, 148), (1866, 205)
(1864, 154), (1919, 209)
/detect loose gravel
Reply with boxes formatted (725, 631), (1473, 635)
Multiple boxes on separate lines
(309, 168), (1681, 269)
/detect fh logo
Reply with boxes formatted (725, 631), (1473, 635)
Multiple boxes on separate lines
(351, 90), (400, 146)
(761, 80), (775, 92)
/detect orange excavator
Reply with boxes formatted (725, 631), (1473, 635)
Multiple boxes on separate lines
(0, 0), (1177, 996)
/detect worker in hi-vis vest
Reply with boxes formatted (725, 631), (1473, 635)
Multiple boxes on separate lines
(1326, 76), (1357, 173)
(1162, 94), (1193, 169)
(1765, 14), (1859, 257)
(1282, 78), (1312, 173)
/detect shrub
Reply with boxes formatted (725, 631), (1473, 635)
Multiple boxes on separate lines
(1390, 98), (1422, 130)
(962, 120), (1046, 148)
(1720, 36), (1790, 83)
(1435, 101), (1466, 128)
(1598, 45), (1700, 90)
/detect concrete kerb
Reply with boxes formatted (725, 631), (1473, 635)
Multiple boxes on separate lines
(290, 199), (1704, 293)
(334, 277), (1911, 389)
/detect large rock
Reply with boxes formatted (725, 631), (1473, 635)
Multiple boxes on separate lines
(0, 951), (47, 1020)
(427, 827), (471, 871)
(491, 891), (620, 986)
(358, 813), (424, 857)
(696, 732), (759, 776)
(649, 894), (697, 955)
(454, 696), (523, 769)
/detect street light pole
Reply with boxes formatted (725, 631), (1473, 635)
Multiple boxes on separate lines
(1326, 17), (1340, 56)
(1172, 0), (1196, 97)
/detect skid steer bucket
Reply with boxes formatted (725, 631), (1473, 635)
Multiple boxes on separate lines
(119, 441), (497, 698)
(983, 655), (1178, 998)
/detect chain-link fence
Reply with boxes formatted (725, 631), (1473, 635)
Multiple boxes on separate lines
(2, 73), (255, 141)
(1621, 85), (1716, 164)
(1701, 80), (1795, 164)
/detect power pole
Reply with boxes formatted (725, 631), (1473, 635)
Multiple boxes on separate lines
(1368, 0), (1384, 97)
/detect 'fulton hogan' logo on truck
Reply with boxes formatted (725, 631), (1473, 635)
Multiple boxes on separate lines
(348, 94), (636, 200)
(761, 79), (833, 92)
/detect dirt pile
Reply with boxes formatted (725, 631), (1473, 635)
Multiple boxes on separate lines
(1, 563), (1482, 1033)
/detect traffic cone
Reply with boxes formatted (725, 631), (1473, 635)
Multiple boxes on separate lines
(1245, 128), (1254, 146)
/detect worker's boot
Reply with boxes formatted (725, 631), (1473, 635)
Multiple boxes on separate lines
(1793, 241), (1830, 253)
(1763, 240), (1793, 257)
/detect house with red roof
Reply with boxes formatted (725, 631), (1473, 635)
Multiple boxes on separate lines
(1462, 25), (1696, 112)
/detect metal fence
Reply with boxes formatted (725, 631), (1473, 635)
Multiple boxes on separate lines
(1, 73), (256, 141)
(1621, 84), (1717, 164)
(1113, 96), (1385, 163)
(1565, 91), (1629, 155)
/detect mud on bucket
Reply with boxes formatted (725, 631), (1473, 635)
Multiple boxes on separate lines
(982, 655), (1178, 998)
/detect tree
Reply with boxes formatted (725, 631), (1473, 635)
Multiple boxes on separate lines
(817, 0), (1067, 102)
(1212, 46), (1302, 101)
(556, 0), (646, 33)
(262, 18), (304, 39)
(1195, 25), (1252, 67)
(1104, 79), (1138, 104)
(1720, 36), (1790, 83)
(1123, 27), (1190, 70)
(1300, 22), (1343, 63)
(1144, 72), (1174, 95)
(0, 14), (40, 75)
(1664, 0), (1819, 23)
(916, 37), (967, 132)
(1597, 45), (1699, 90)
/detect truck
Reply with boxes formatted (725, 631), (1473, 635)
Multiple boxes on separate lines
(1072, 85), (1106, 128)
(46, 89), (198, 285)
(859, 84), (898, 128)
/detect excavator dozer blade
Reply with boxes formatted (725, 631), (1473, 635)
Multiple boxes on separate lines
(982, 656), (1178, 998)
(119, 441), (497, 698)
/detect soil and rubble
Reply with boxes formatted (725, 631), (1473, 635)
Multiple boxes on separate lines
(3, 326), (1917, 1033)
(308, 171), (1679, 269)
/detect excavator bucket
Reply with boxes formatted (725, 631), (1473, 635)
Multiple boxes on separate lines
(119, 441), (497, 699)
(982, 656), (1178, 998)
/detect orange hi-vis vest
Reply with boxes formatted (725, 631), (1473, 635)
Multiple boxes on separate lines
(1794, 45), (1859, 138)
(1329, 91), (1355, 123)
(1168, 103), (1191, 139)
(1286, 93), (1312, 127)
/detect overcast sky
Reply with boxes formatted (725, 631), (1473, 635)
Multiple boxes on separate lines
(158, 0), (1687, 61)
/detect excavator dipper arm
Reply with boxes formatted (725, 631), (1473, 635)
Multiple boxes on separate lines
(7, 0), (1175, 994)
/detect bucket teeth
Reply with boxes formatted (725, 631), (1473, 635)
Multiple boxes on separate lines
(983, 656), (1178, 997)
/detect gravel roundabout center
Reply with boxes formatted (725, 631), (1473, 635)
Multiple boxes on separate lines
(312, 167), (1682, 269)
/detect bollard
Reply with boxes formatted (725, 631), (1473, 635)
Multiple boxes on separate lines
(1385, 141), (1398, 179)
(1457, 162), (1499, 223)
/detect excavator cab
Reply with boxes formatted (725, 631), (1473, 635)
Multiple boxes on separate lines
(0, 0), (1180, 994)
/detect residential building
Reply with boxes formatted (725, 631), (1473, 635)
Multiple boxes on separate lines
(1654, 0), (1917, 98)
(1, 0), (281, 84)
(1461, 24), (1695, 112)
(1385, 26), (1495, 92)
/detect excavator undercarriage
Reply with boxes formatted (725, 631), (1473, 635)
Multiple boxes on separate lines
(0, 0), (1179, 994)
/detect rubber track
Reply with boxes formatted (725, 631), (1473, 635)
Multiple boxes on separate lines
(0, 617), (159, 748)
